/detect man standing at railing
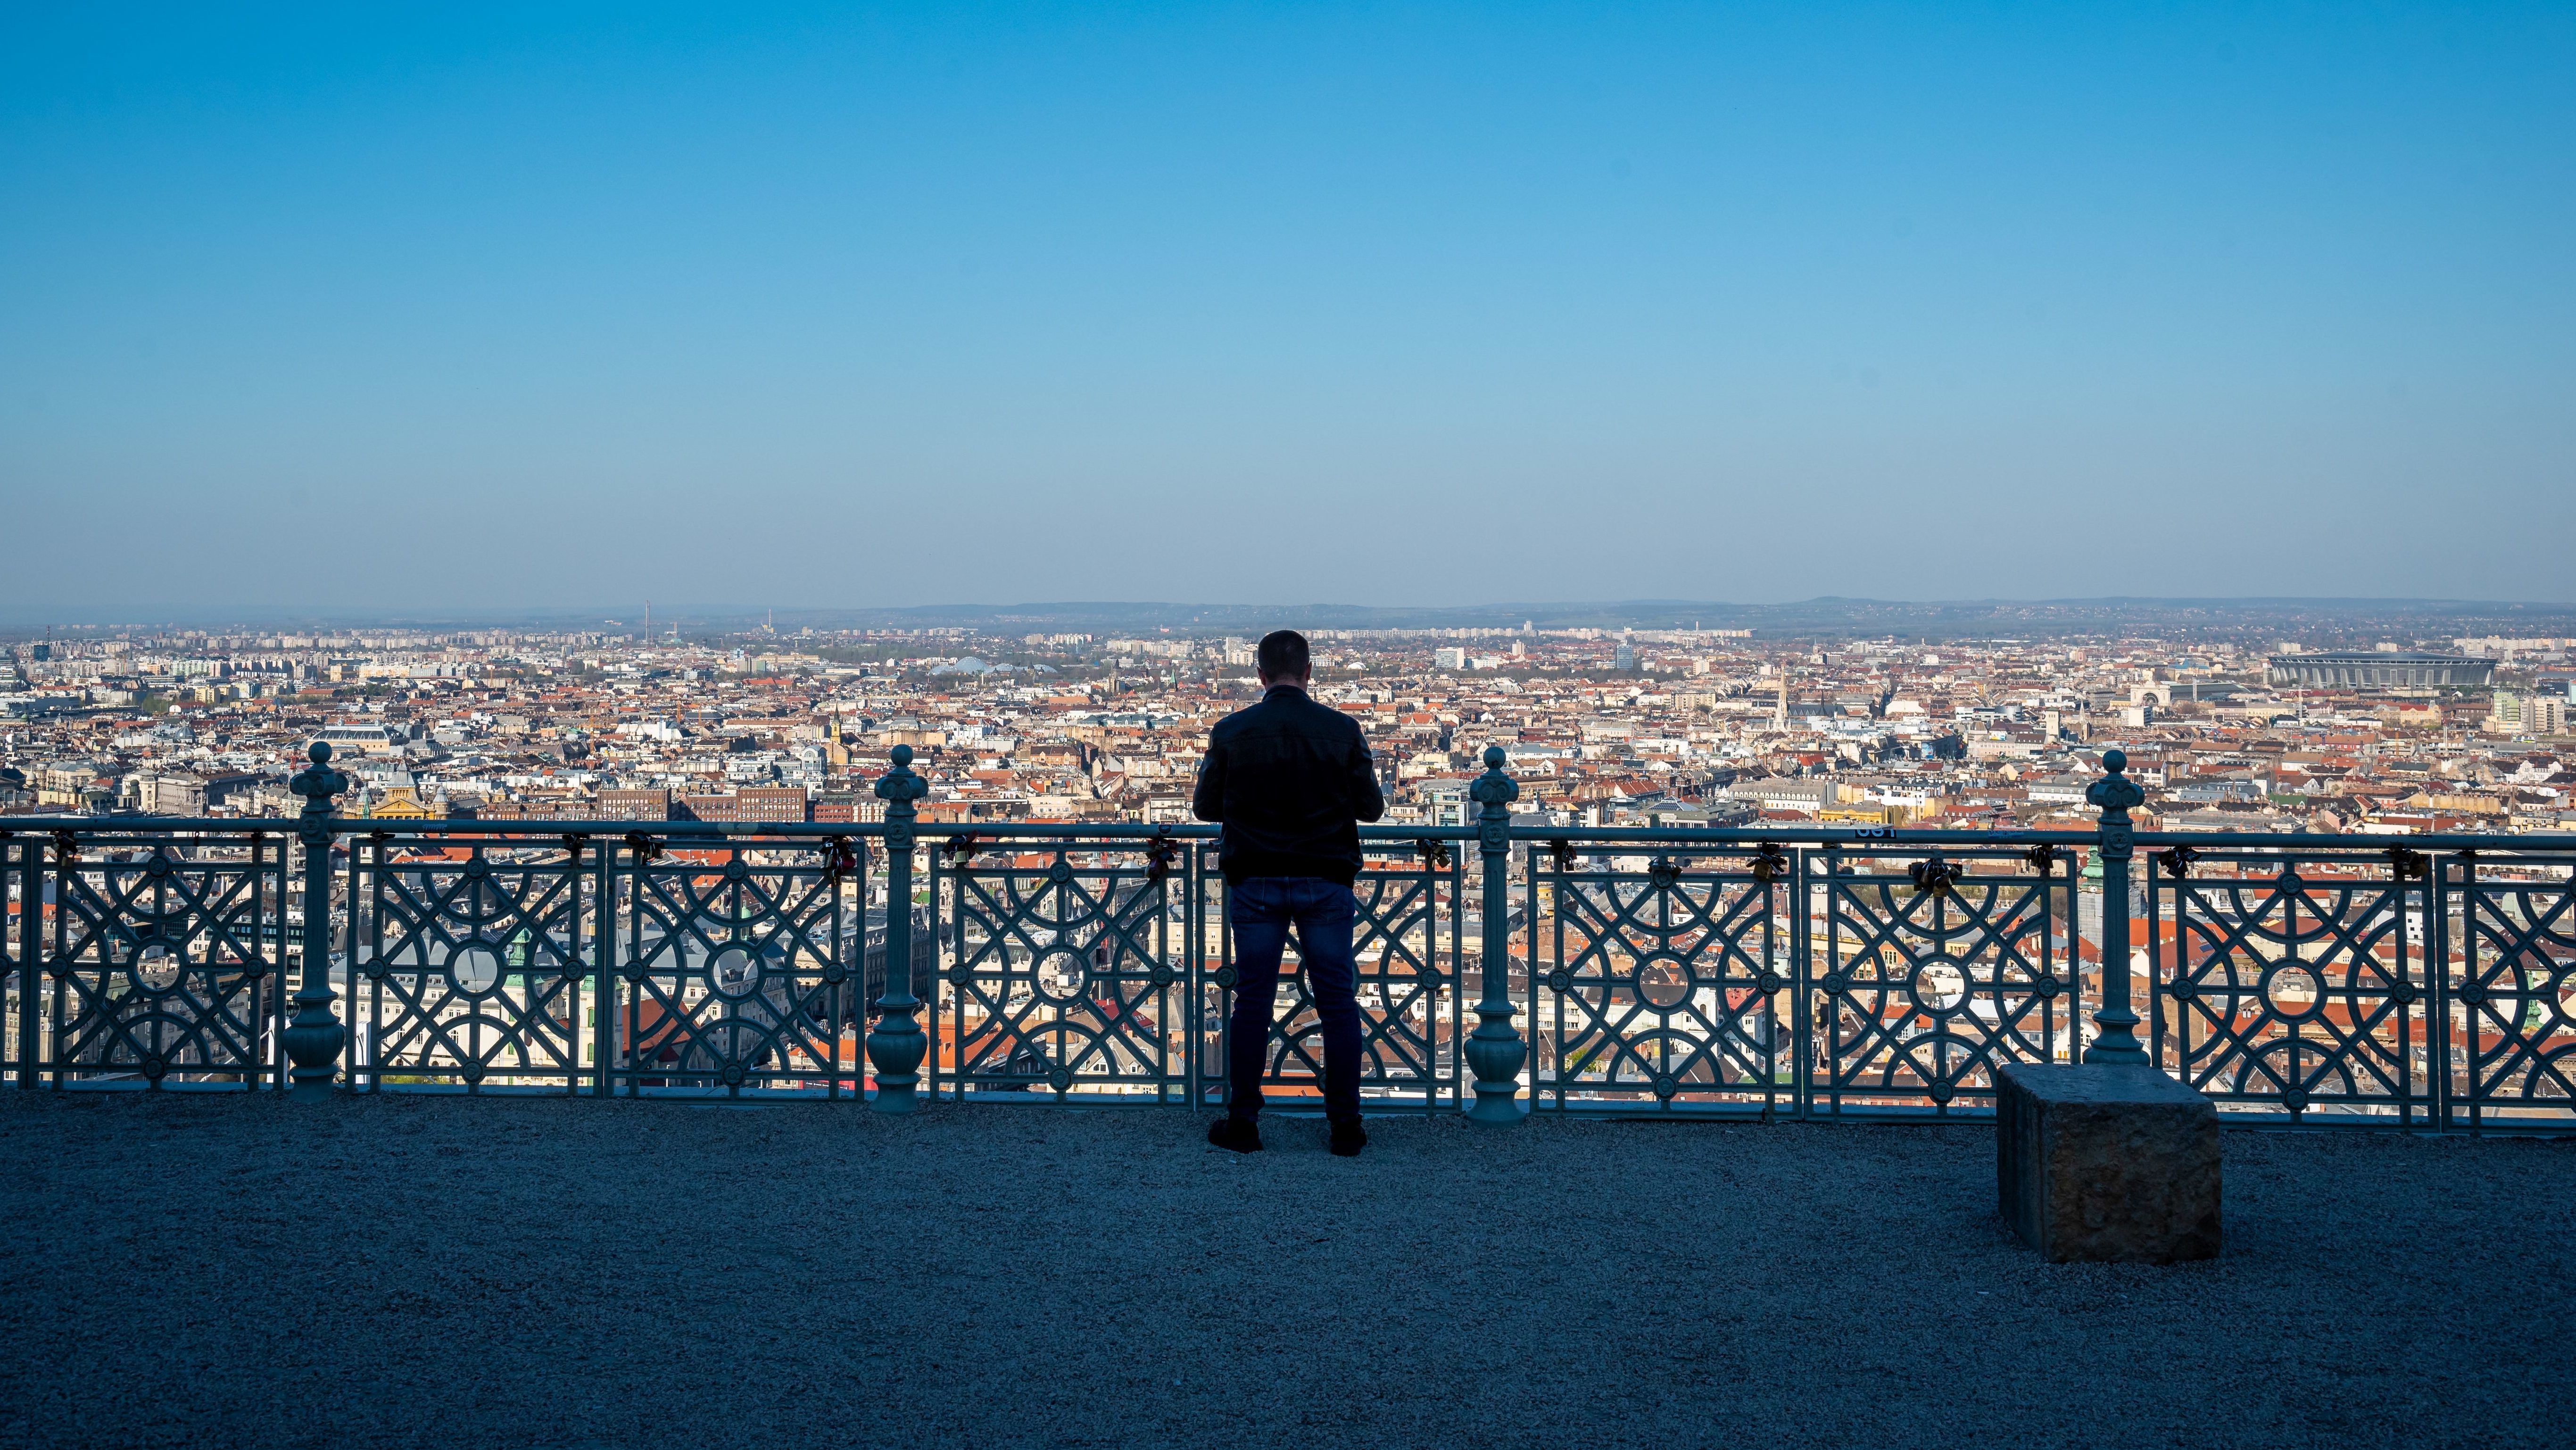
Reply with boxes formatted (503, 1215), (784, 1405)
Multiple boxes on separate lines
(1193, 629), (1385, 1156)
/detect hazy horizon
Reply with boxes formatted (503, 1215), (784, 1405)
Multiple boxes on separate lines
(10, 594), (2576, 638)
(6, 5), (2571, 612)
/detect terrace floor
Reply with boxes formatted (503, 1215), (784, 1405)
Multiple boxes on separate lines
(0, 1093), (2569, 1450)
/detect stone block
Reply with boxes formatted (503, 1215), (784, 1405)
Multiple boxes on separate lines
(1995, 1061), (2220, 1263)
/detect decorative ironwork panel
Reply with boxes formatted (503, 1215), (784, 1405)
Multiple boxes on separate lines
(352, 835), (591, 1091)
(1198, 840), (1460, 1112)
(39, 833), (286, 1088)
(2450, 857), (2576, 1128)
(616, 838), (855, 1097)
(1816, 848), (2074, 1114)
(2152, 851), (2425, 1121)
(939, 838), (1186, 1101)
(1530, 846), (1791, 1115)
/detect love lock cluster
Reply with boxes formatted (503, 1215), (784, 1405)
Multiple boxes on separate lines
(824, 835), (864, 883)
(1143, 830), (1179, 883)
(1907, 855), (1960, 898)
(1746, 842), (1789, 884)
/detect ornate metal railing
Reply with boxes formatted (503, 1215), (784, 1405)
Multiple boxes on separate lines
(346, 828), (871, 1096)
(1525, 837), (2079, 1119)
(2449, 851), (2576, 1129)
(2147, 840), (2428, 1123)
(931, 830), (1195, 1102)
(4, 744), (2572, 1131)
(7, 823), (289, 1088)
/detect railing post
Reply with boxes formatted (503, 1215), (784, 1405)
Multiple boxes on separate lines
(283, 742), (348, 1102)
(1464, 746), (1525, 1124)
(868, 745), (930, 1112)
(2084, 747), (2148, 1066)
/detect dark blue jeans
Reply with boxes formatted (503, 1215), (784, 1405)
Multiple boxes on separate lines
(1227, 876), (1364, 1126)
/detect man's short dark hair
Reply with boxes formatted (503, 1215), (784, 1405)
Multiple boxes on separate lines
(1256, 630), (1310, 683)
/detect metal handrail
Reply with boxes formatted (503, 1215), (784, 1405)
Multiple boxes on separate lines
(12, 815), (2570, 853)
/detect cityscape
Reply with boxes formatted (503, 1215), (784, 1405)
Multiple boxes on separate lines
(8, 602), (2571, 837)
(5, 3), (2571, 1446)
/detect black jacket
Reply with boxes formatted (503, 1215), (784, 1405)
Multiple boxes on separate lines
(1192, 686), (1386, 885)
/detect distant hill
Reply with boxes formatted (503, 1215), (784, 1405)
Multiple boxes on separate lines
(15, 596), (2574, 643)
(726, 596), (2576, 643)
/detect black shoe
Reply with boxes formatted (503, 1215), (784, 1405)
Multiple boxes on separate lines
(1329, 1120), (1367, 1157)
(1207, 1117), (1263, 1154)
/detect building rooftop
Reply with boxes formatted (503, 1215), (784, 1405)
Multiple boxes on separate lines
(4, 1093), (2569, 1447)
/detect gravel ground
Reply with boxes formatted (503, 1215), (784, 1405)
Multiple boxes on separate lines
(0, 1093), (2568, 1450)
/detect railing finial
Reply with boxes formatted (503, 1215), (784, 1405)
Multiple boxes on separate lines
(2086, 747), (2145, 817)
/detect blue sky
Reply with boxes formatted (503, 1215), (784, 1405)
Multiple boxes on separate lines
(2, 3), (2569, 616)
